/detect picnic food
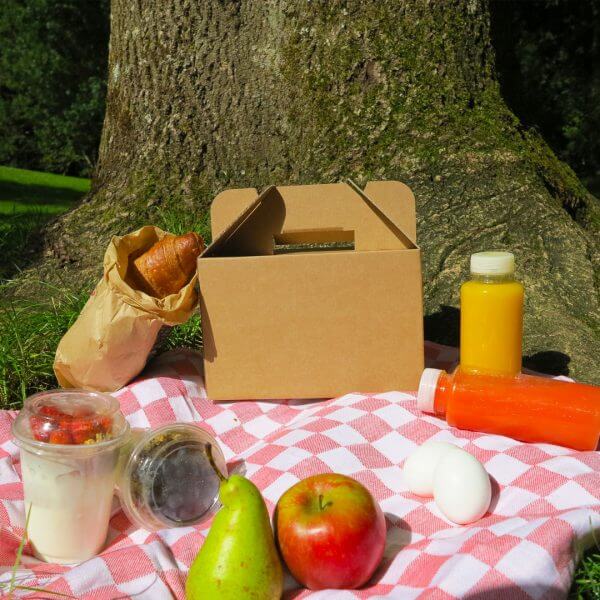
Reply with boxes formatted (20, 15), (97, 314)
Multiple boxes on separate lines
(404, 442), (491, 525)
(11, 390), (129, 564)
(127, 231), (205, 298)
(403, 441), (461, 496)
(433, 449), (492, 524)
(118, 424), (227, 531)
(186, 451), (283, 600)
(460, 251), (524, 377)
(29, 405), (112, 445)
(417, 367), (600, 451)
(54, 226), (200, 392)
(275, 473), (386, 590)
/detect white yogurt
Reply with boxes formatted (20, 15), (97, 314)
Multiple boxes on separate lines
(12, 389), (129, 564)
(21, 448), (119, 564)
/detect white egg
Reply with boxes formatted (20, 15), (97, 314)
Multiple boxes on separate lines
(403, 441), (460, 496)
(433, 449), (491, 525)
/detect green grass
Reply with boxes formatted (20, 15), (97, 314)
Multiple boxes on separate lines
(0, 277), (203, 409)
(0, 166), (207, 408)
(0, 166), (90, 280)
(0, 165), (89, 212)
(0, 282), (91, 408)
(572, 544), (600, 599)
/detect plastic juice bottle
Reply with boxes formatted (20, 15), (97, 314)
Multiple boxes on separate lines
(417, 368), (600, 451)
(460, 251), (524, 377)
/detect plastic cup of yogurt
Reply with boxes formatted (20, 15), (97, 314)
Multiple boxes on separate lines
(12, 389), (130, 564)
(118, 423), (227, 531)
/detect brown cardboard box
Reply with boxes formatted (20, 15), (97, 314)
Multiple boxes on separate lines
(197, 180), (424, 401)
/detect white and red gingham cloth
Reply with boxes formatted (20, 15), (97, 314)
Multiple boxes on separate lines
(0, 342), (599, 599)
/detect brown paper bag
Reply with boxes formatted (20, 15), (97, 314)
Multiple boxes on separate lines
(54, 226), (198, 392)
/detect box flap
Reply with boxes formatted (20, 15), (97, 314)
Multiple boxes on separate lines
(203, 186), (286, 257)
(362, 180), (417, 244)
(206, 180), (417, 256)
(211, 188), (259, 239)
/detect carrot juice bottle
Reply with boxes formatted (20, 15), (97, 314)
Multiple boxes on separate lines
(460, 251), (524, 377)
(417, 368), (600, 451)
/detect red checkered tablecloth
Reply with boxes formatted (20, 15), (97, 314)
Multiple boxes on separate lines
(0, 342), (599, 599)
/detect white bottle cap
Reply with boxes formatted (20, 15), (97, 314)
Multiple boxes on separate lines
(470, 251), (515, 276)
(417, 368), (443, 413)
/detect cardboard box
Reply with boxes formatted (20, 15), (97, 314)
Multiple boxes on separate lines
(198, 180), (424, 401)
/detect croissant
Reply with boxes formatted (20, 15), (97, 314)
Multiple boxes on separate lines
(127, 232), (205, 298)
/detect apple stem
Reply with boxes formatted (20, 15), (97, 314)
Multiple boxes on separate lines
(318, 494), (332, 512)
(205, 443), (227, 482)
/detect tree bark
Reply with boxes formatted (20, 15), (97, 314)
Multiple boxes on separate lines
(37, 0), (600, 382)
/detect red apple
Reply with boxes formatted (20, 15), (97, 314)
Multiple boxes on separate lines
(275, 473), (386, 590)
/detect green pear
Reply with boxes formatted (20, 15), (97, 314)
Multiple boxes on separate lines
(185, 448), (283, 600)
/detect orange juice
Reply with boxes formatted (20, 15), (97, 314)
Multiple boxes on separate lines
(417, 368), (600, 451)
(460, 251), (523, 377)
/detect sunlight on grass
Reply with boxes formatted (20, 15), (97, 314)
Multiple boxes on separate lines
(0, 166), (90, 279)
(0, 166), (88, 213)
(0, 165), (90, 192)
(0, 277), (204, 409)
(0, 167), (209, 408)
(154, 206), (212, 243)
(0, 282), (92, 408)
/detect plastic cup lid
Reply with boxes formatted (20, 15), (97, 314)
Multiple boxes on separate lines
(12, 389), (129, 453)
(118, 423), (228, 531)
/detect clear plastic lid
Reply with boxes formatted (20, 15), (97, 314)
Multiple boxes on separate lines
(118, 423), (228, 531)
(12, 389), (130, 455)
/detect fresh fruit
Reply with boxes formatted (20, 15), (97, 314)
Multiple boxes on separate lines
(29, 416), (51, 442)
(71, 420), (95, 444)
(186, 446), (283, 600)
(29, 403), (112, 445)
(49, 430), (73, 445)
(95, 415), (112, 433)
(275, 473), (386, 590)
(39, 405), (62, 418)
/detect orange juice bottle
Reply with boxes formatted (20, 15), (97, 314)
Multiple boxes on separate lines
(460, 251), (524, 377)
(417, 368), (600, 451)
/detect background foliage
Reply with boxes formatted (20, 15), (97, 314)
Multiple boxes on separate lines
(492, 0), (600, 195)
(0, 0), (110, 177)
(0, 0), (598, 193)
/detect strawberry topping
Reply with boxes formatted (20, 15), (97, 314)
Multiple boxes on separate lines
(29, 404), (112, 444)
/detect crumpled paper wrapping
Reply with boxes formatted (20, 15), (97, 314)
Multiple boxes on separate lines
(54, 226), (198, 392)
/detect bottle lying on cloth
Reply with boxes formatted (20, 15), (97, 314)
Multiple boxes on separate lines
(54, 226), (204, 392)
(417, 367), (600, 451)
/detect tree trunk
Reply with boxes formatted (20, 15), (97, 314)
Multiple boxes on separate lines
(38, 0), (600, 382)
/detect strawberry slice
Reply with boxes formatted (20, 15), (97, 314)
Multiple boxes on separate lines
(30, 404), (112, 445)
(39, 405), (64, 418)
(29, 416), (51, 442)
(95, 416), (112, 434)
(71, 419), (96, 444)
(49, 430), (73, 444)
(58, 416), (73, 431)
